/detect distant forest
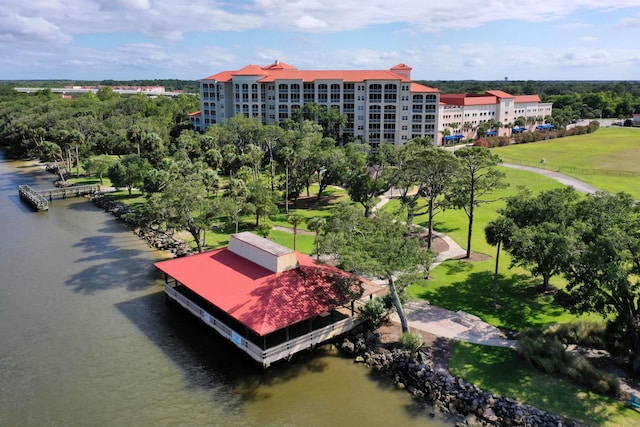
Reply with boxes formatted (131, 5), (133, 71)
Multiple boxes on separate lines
(1, 78), (639, 117)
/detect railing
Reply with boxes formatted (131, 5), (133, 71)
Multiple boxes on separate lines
(38, 184), (101, 200)
(165, 284), (363, 367)
(18, 185), (48, 210)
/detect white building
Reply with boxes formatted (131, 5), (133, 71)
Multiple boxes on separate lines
(439, 91), (553, 143)
(190, 61), (551, 147)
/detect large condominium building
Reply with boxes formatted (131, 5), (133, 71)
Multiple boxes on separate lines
(189, 61), (551, 147)
(190, 61), (439, 147)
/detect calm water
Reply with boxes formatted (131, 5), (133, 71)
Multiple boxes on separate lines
(0, 152), (453, 427)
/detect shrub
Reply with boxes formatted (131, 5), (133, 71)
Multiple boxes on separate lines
(544, 321), (607, 348)
(255, 223), (271, 238)
(400, 332), (423, 351)
(516, 333), (620, 395)
(358, 297), (391, 328)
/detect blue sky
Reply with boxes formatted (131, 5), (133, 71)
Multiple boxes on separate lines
(1, 0), (640, 81)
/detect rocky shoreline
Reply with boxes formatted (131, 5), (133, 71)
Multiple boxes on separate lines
(88, 192), (194, 257)
(340, 329), (585, 427)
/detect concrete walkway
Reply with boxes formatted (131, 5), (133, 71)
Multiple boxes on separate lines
(398, 302), (517, 348)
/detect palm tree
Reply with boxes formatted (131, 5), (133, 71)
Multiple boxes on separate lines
(279, 146), (296, 214)
(306, 217), (326, 257)
(287, 214), (304, 251)
(485, 217), (515, 308)
(441, 128), (451, 145)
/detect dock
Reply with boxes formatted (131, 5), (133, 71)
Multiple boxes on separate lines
(18, 184), (101, 211)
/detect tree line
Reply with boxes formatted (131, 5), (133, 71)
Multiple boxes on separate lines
(419, 79), (640, 120)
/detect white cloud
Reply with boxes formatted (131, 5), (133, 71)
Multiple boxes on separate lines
(3, 0), (640, 79)
(617, 17), (640, 29)
(254, 0), (640, 32)
(558, 22), (591, 30)
(0, 12), (71, 44)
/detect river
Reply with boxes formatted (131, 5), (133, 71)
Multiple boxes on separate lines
(0, 152), (453, 427)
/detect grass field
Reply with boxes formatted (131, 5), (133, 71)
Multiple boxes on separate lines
(493, 127), (640, 197)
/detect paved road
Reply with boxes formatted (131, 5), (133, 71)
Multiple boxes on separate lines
(501, 163), (600, 194)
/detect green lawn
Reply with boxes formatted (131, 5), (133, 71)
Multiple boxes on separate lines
(383, 167), (591, 330)
(450, 342), (640, 427)
(493, 127), (640, 198)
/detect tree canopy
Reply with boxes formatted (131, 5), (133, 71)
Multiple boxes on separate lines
(320, 204), (436, 332)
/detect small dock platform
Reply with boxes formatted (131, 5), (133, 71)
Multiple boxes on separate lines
(18, 184), (101, 211)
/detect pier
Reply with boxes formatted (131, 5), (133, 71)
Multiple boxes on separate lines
(18, 184), (101, 211)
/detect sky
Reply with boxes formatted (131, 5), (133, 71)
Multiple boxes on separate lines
(2, 0), (640, 82)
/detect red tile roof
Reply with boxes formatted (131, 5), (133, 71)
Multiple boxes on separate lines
(201, 62), (422, 83)
(440, 91), (541, 106)
(440, 94), (498, 106)
(255, 69), (413, 83)
(154, 248), (368, 336)
(411, 82), (439, 93)
(514, 95), (541, 103)
(262, 60), (298, 70)
(391, 63), (412, 70)
(485, 90), (514, 99)
(188, 111), (201, 116)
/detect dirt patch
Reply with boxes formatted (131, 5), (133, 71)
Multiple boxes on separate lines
(280, 194), (340, 209)
(457, 252), (491, 262)
(425, 235), (449, 253)
(376, 321), (454, 373)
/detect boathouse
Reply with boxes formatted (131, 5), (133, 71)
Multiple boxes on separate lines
(155, 232), (383, 367)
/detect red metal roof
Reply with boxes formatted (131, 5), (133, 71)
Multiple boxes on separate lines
(154, 248), (366, 336)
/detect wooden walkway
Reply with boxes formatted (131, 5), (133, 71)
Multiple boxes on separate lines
(18, 184), (101, 211)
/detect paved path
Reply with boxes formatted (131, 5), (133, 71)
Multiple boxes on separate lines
(397, 302), (517, 348)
